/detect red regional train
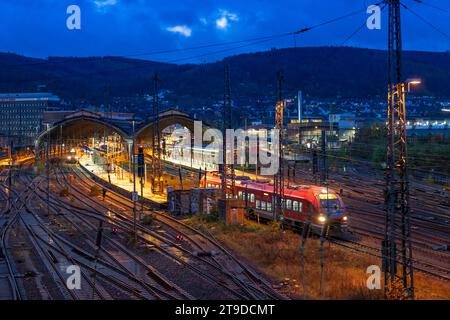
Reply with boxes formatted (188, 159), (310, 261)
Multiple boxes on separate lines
(201, 172), (348, 233)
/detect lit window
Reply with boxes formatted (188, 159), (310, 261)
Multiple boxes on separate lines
(286, 199), (292, 210)
(261, 201), (267, 211)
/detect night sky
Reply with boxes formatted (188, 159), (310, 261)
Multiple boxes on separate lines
(1, 0), (449, 63)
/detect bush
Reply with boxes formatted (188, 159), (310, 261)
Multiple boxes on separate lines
(142, 214), (155, 225)
(125, 232), (138, 246)
(59, 188), (70, 197)
(34, 162), (45, 175)
(89, 185), (101, 197)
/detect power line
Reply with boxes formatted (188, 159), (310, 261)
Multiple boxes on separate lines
(411, 0), (450, 15)
(401, 1), (450, 41)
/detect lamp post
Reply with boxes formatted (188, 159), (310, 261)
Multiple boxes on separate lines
(383, 77), (421, 299)
(406, 78), (421, 93)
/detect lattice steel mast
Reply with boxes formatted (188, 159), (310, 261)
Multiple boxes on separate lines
(273, 71), (285, 221)
(382, 0), (414, 299)
(151, 72), (163, 194)
(221, 65), (235, 201)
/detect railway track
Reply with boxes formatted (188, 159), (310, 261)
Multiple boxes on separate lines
(329, 236), (450, 282)
(18, 170), (193, 300)
(58, 163), (285, 300)
(0, 168), (45, 300)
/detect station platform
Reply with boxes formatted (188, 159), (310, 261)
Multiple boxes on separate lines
(78, 155), (167, 204)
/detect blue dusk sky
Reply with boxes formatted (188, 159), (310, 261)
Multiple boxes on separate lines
(1, 0), (449, 63)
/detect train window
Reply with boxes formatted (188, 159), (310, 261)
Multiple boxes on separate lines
(293, 201), (299, 211)
(266, 201), (272, 212)
(298, 202), (303, 212)
(281, 198), (285, 208)
(249, 193), (255, 202)
(238, 191), (243, 200)
(320, 199), (340, 210)
(286, 199), (292, 210)
(261, 201), (267, 211)
(256, 200), (261, 209)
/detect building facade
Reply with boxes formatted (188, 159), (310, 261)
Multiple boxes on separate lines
(0, 93), (60, 145)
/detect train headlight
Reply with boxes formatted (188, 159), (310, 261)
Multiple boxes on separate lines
(343, 216), (348, 221)
(67, 156), (72, 160)
(318, 215), (327, 223)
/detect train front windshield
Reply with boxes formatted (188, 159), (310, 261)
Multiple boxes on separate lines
(318, 194), (340, 214)
(320, 199), (340, 210)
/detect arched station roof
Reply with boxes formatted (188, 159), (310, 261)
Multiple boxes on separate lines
(35, 110), (135, 147)
(35, 109), (208, 152)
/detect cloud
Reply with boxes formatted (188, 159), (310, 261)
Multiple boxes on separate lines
(93, 0), (117, 8)
(166, 25), (192, 37)
(215, 10), (239, 30)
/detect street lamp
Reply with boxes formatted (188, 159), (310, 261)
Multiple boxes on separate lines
(406, 78), (421, 92)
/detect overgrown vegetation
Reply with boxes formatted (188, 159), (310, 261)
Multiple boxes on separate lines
(142, 214), (155, 225)
(185, 216), (450, 299)
(59, 188), (70, 197)
(89, 185), (101, 197)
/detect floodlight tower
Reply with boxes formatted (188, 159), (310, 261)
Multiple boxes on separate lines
(382, 0), (415, 299)
(221, 65), (235, 201)
(273, 71), (285, 221)
(151, 73), (163, 194)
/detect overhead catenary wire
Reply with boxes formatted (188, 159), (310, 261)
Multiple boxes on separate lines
(401, 1), (450, 41)
(411, 0), (450, 15)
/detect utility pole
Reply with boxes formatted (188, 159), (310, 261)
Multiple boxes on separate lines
(138, 146), (145, 221)
(45, 139), (50, 218)
(321, 129), (328, 184)
(382, 0), (414, 300)
(151, 73), (163, 194)
(273, 71), (285, 221)
(8, 140), (13, 189)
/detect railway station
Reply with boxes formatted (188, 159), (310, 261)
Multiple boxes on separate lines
(1, 0), (449, 307)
